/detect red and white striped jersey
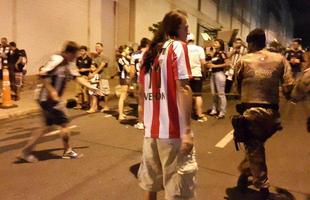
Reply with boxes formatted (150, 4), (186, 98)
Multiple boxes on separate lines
(140, 40), (192, 139)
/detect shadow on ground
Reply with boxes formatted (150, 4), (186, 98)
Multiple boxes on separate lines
(225, 187), (296, 200)
(0, 131), (80, 154)
(129, 162), (141, 178)
(14, 146), (89, 164)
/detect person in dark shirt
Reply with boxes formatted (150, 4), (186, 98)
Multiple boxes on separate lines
(285, 38), (305, 79)
(76, 45), (92, 76)
(75, 45), (92, 108)
(117, 45), (131, 121)
(8, 42), (22, 100)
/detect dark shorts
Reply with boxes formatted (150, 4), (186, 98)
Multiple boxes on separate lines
(120, 78), (129, 86)
(39, 100), (69, 126)
(190, 77), (203, 96)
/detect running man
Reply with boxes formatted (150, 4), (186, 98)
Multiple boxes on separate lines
(20, 41), (103, 163)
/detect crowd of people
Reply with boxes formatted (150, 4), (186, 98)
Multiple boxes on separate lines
(0, 37), (28, 100)
(1, 8), (309, 200)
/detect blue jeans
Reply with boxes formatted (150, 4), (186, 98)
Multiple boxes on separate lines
(210, 71), (227, 115)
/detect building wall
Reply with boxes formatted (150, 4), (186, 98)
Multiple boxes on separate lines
(134, 0), (171, 44)
(0, 0), (294, 76)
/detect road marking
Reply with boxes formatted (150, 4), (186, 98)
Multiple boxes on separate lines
(215, 130), (234, 148)
(44, 125), (78, 137)
(0, 125), (78, 145)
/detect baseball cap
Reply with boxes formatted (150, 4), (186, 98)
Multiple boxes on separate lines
(187, 33), (195, 41)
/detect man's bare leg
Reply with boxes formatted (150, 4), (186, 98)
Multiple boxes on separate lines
(59, 125), (71, 151)
(195, 96), (203, 117)
(143, 192), (157, 200)
(21, 122), (49, 162)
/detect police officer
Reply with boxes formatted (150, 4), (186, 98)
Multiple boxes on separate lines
(285, 38), (305, 79)
(234, 29), (295, 199)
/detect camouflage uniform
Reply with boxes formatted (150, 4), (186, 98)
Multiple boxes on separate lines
(234, 49), (295, 189)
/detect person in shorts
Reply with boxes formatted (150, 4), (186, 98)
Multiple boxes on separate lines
(138, 10), (197, 200)
(86, 64), (101, 113)
(20, 41), (103, 163)
(187, 33), (207, 122)
(117, 45), (131, 121)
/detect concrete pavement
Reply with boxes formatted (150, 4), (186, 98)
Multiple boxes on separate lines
(0, 78), (120, 121)
(0, 93), (309, 200)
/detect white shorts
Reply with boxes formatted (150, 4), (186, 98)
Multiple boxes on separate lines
(138, 138), (198, 200)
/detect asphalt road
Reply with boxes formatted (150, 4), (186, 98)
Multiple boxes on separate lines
(0, 95), (309, 200)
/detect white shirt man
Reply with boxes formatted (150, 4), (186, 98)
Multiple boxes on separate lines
(187, 33), (207, 122)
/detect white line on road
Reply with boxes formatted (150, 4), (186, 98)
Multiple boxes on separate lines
(215, 130), (234, 148)
(0, 125), (78, 144)
(44, 125), (78, 137)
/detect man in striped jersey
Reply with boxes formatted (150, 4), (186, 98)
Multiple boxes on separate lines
(138, 10), (197, 200)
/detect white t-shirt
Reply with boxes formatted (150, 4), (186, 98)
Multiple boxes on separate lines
(187, 43), (205, 77)
(140, 40), (192, 139)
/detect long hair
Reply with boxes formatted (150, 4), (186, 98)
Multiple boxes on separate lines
(214, 39), (225, 51)
(116, 45), (128, 60)
(142, 10), (187, 73)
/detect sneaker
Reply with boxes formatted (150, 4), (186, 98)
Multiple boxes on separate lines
(207, 109), (218, 116)
(100, 107), (110, 112)
(134, 122), (144, 130)
(259, 188), (270, 200)
(20, 152), (38, 163)
(197, 115), (208, 122)
(86, 109), (97, 113)
(62, 149), (80, 159)
(216, 113), (225, 119)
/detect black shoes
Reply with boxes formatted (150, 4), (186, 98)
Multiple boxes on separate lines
(237, 174), (249, 193)
(237, 174), (271, 199)
(260, 188), (270, 200)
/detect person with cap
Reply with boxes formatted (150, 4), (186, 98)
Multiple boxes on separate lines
(187, 33), (208, 122)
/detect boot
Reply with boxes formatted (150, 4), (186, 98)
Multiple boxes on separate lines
(259, 188), (270, 200)
(237, 174), (249, 193)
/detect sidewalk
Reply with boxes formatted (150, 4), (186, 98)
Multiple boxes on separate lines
(0, 79), (119, 121)
(0, 83), (77, 121)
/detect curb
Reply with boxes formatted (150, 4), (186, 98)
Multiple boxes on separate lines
(0, 107), (41, 121)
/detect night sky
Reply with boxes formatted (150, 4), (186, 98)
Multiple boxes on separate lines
(288, 0), (310, 48)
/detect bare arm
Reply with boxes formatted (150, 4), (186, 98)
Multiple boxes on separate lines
(41, 78), (59, 101)
(176, 79), (193, 155)
(138, 84), (144, 123)
(200, 59), (207, 75)
(208, 59), (231, 69)
(75, 76), (103, 96)
(93, 62), (107, 74)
